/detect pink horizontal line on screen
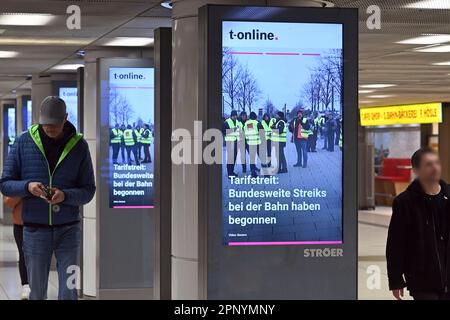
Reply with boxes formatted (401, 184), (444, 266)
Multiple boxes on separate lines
(228, 241), (342, 246)
(302, 53), (321, 56)
(265, 52), (300, 56)
(229, 51), (264, 55)
(113, 205), (154, 209)
(110, 86), (154, 89)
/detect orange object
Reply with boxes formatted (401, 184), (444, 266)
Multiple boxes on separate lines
(4, 197), (23, 225)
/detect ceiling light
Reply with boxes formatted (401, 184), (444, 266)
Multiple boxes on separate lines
(103, 37), (154, 47)
(0, 51), (18, 58)
(433, 61), (450, 66)
(0, 13), (56, 26)
(405, 0), (450, 9)
(0, 37), (92, 46)
(415, 45), (450, 52)
(359, 90), (375, 94)
(397, 34), (450, 45)
(52, 64), (84, 71)
(360, 84), (397, 89)
(161, 1), (173, 9)
(367, 95), (395, 99)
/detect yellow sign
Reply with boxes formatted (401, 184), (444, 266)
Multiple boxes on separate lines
(360, 102), (442, 126)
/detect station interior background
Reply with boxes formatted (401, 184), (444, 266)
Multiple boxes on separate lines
(1, 0), (450, 300)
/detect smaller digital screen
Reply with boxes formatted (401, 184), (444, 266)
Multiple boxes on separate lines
(3, 105), (16, 157)
(59, 87), (78, 130)
(22, 99), (32, 129)
(107, 67), (155, 209)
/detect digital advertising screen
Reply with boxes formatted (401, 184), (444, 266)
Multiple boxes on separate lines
(22, 97), (32, 130)
(58, 87), (78, 130)
(3, 105), (16, 158)
(222, 21), (343, 246)
(107, 67), (155, 209)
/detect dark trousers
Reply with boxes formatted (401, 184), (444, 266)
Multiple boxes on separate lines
(260, 139), (271, 166)
(13, 224), (28, 286)
(119, 144), (125, 162)
(335, 129), (340, 145)
(294, 139), (308, 167)
(111, 143), (120, 164)
(307, 134), (317, 152)
(136, 142), (142, 159)
(247, 144), (260, 175)
(277, 143), (287, 172)
(413, 291), (450, 300)
(327, 132), (335, 152)
(143, 144), (151, 163)
(226, 141), (238, 176)
(126, 146), (139, 165)
(242, 142), (249, 173)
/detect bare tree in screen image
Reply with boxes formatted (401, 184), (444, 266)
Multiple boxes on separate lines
(222, 48), (242, 113)
(236, 64), (261, 114)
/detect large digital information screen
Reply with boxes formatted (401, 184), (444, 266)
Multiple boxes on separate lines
(222, 21), (343, 246)
(108, 67), (155, 208)
(59, 87), (78, 130)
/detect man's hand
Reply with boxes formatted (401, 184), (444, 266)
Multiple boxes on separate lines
(392, 288), (404, 300)
(47, 188), (65, 205)
(28, 182), (44, 197)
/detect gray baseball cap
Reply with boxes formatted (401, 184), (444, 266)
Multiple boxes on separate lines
(39, 96), (67, 125)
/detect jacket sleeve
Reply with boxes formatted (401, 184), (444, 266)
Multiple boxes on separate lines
(62, 141), (96, 206)
(386, 196), (408, 290)
(0, 139), (31, 198)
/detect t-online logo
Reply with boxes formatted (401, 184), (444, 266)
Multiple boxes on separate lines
(229, 29), (277, 41)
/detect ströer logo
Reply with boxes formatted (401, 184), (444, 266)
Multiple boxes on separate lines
(229, 29), (277, 41)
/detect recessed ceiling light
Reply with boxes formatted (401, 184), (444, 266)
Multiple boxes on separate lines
(52, 64), (84, 71)
(397, 34), (450, 45)
(360, 84), (397, 89)
(103, 37), (154, 47)
(359, 90), (375, 94)
(160, 1), (173, 9)
(359, 100), (375, 104)
(432, 61), (450, 66)
(0, 13), (56, 26)
(0, 50), (18, 58)
(415, 45), (450, 52)
(367, 95), (395, 99)
(0, 37), (92, 46)
(405, 0), (450, 9)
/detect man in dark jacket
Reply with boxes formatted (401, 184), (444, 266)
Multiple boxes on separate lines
(386, 147), (450, 300)
(0, 96), (96, 300)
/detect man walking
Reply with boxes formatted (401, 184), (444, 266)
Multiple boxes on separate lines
(0, 96), (96, 300)
(387, 147), (450, 300)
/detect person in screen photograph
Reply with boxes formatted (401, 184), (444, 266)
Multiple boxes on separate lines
(272, 111), (288, 174)
(289, 110), (312, 168)
(238, 111), (248, 173)
(123, 124), (140, 165)
(387, 147), (450, 300)
(141, 123), (152, 164)
(243, 111), (263, 178)
(223, 110), (240, 177)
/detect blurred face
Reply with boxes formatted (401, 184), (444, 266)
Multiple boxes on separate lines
(42, 115), (67, 138)
(414, 152), (441, 184)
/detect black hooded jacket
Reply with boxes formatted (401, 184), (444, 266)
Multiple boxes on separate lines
(386, 179), (450, 293)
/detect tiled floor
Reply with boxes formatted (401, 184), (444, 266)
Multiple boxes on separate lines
(0, 208), (410, 300)
(0, 224), (58, 300)
(358, 207), (412, 300)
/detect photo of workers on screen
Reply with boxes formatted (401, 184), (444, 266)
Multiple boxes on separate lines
(222, 21), (343, 245)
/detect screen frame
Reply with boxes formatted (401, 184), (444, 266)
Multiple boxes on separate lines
(199, 4), (358, 299)
(21, 95), (31, 131)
